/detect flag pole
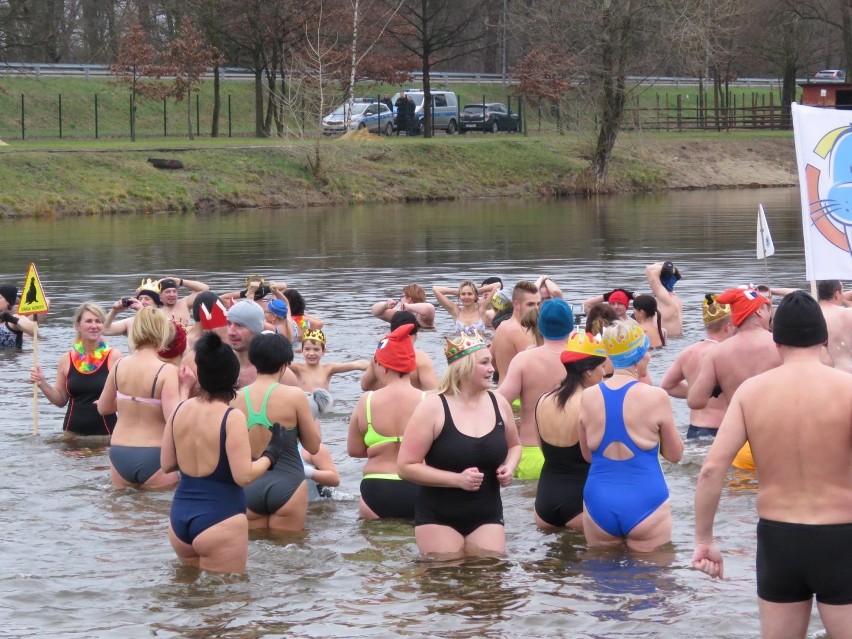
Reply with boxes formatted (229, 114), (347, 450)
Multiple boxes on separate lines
(32, 316), (39, 436)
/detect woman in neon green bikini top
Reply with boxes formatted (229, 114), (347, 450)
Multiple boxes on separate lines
(347, 324), (426, 520)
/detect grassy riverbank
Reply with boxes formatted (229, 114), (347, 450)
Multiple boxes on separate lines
(0, 130), (797, 218)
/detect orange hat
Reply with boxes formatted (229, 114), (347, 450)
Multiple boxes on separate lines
(715, 288), (769, 327)
(375, 324), (416, 373)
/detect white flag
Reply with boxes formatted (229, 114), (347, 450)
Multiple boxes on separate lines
(757, 203), (775, 259)
(792, 102), (852, 279)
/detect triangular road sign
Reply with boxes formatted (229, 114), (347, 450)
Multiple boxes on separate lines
(17, 263), (48, 315)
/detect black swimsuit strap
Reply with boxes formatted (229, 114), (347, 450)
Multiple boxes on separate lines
(150, 362), (168, 398)
(486, 391), (503, 427)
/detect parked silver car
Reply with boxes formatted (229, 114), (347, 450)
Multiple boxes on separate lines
(322, 100), (394, 135)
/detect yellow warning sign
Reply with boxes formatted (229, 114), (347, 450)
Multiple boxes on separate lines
(17, 263), (48, 315)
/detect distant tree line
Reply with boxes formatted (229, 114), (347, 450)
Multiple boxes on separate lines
(0, 0), (845, 187)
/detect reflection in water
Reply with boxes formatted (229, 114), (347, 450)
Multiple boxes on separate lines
(0, 188), (822, 638)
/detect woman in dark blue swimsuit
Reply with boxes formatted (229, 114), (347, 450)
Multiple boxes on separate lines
(398, 332), (521, 558)
(161, 332), (286, 574)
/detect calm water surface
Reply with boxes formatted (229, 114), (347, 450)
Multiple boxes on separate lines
(0, 188), (821, 638)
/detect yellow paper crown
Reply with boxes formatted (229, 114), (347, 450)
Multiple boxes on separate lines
(564, 331), (607, 359)
(702, 294), (731, 324)
(603, 322), (647, 358)
(491, 290), (512, 311)
(444, 331), (487, 364)
(139, 278), (161, 294)
(302, 328), (326, 346)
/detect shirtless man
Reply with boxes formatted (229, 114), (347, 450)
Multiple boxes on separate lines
(660, 294), (733, 439)
(158, 276), (209, 327)
(646, 260), (683, 337)
(688, 287), (780, 469)
(497, 298), (574, 479)
(816, 281), (852, 372)
(289, 329), (369, 392)
(361, 311), (438, 391)
(371, 284), (436, 330)
(583, 288), (632, 321)
(534, 275), (563, 301)
(693, 291), (852, 639)
(226, 300), (297, 388)
(491, 280), (540, 383)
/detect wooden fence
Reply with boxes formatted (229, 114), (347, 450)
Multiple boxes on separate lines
(625, 92), (791, 131)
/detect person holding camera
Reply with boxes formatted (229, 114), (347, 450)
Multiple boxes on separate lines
(0, 284), (36, 349)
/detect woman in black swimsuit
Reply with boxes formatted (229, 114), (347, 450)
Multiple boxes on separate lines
(398, 332), (521, 558)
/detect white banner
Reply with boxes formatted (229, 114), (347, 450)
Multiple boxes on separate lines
(792, 102), (852, 280)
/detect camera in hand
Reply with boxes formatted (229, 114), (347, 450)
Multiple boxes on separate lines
(122, 297), (133, 308)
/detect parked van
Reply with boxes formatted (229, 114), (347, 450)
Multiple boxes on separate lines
(390, 89), (459, 134)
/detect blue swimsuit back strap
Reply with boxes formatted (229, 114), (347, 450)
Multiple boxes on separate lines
(596, 380), (643, 455)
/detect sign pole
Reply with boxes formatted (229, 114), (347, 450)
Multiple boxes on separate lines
(32, 317), (38, 435)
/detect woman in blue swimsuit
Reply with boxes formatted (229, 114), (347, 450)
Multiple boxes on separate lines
(230, 333), (320, 532)
(161, 332), (286, 574)
(579, 320), (683, 552)
(98, 307), (181, 489)
(348, 323), (425, 520)
(399, 332), (521, 558)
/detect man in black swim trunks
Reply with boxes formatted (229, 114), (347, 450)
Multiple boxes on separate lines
(693, 291), (852, 639)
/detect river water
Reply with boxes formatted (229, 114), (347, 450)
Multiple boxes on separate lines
(0, 187), (820, 638)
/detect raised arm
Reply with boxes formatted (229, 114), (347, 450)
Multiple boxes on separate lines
(1, 312), (36, 337)
(583, 295), (604, 314)
(645, 262), (668, 298)
(432, 286), (459, 318)
(372, 299), (398, 322)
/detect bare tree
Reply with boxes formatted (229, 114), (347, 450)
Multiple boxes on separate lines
(382, 0), (490, 137)
(788, 0), (852, 70)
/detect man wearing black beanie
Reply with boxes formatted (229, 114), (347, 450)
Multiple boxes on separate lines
(693, 290), (852, 639)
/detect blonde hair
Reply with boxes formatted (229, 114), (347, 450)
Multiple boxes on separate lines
(438, 351), (477, 395)
(458, 280), (478, 298)
(73, 302), (106, 339)
(129, 307), (174, 351)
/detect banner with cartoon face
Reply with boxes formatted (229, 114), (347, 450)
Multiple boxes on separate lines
(793, 102), (852, 280)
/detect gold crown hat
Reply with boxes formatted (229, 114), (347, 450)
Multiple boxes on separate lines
(491, 289), (513, 312)
(302, 328), (326, 346)
(444, 331), (487, 364)
(139, 278), (162, 294)
(604, 322), (650, 368)
(561, 331), (607, 364)
(702, 293), (731, 324)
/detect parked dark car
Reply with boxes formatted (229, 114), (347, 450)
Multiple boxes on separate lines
(458, 103), (519, 133)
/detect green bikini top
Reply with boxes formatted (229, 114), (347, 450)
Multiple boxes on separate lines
(363, 390), (425, 448)
(244, 383), (277, 429)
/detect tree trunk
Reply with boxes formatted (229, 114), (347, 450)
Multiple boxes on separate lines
(254, 64), (265, 138)
(187, 90), (194, 140)
(346, 0), (359, 130)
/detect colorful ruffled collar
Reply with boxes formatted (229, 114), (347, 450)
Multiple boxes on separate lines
(72, 340), (109, 373)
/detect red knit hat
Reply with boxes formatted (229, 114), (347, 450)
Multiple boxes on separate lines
(608, 290), (630, 307)
(715, 287), (770, 327)
(375, 324), (417, 373)
(158, 321), (187, 360)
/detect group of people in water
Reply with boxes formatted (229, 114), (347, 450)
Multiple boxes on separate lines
(3, 262), (852, 639)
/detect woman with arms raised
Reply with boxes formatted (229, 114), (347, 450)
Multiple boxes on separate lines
(432, 280), (499, 335)
(398, 332), (521, 558)
(162, 332), (286, 573)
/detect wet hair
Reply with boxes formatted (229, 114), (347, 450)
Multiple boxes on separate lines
(73, 302), (106, 338)
(585, 302), (617, 335)
(192, 291), (221, 322)
(403, 284), (426, 303)
(390, 310), (420, 335)
(512, 280), (538, 302)
(551, 356), (607, 409)
(194, 332), (239, 402)
(248, 332), (294, 374)
(129, 307), (174, 351)
(283, 289), (306, 316)
(633, 294), (665, 346)
(520, 306), (543, 346)
(817, 280), (842, 301)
